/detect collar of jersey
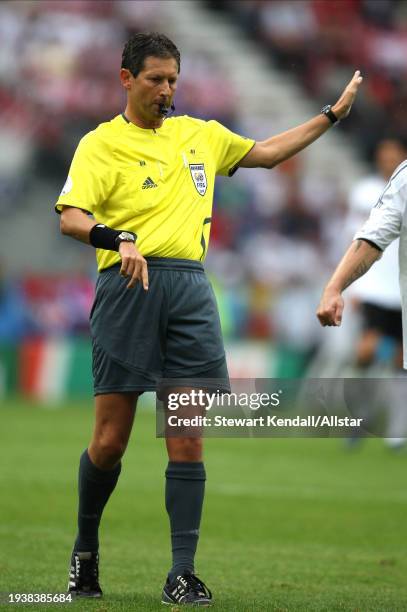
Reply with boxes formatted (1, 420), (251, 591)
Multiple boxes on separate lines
(120, 112), (167, 134)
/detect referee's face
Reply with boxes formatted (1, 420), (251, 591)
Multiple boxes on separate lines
(121, 56), (178, 127)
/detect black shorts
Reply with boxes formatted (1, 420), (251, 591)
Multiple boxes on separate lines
(90, 257), (230, 395)
(360, 301), (402, 341)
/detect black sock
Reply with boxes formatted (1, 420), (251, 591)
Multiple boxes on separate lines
(74, 450), (121, 552)
(165, 461), (206, 581)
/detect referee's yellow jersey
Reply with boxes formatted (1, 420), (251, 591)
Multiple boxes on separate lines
(55, 114), (255, 271)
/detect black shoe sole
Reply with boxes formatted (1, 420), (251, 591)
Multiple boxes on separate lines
(162, 592), (212, 606)
(69, 591), (103, 599)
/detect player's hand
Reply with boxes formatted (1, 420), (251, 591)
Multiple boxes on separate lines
(118, 242), (149, 290)
(316, 286), (344, 327)
(332, 70), (363, 120)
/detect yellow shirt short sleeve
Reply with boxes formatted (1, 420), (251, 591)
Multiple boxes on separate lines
(205, 120), (255, 177)
(55, 132), (113, 215)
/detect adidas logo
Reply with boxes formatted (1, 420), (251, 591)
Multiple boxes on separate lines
(142, 176), (157, 189)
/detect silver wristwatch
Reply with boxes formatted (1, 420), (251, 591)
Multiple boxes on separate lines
(115, 231), (136, 248)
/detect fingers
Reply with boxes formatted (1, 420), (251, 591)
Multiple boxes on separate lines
(352, 70), (363, 85)
(125, 257), (149, 289)
(355, 70), (363, 83)
(316, 296), (344, 327)
(119, 244), (149, 290)
(141, 261), (149, 291)
(333, 70), (363, 119)
(334, 300), (344, 326)
(348, 70), (363, 92)
(127, 257), (148, 290)
(317, 310), (339, 327)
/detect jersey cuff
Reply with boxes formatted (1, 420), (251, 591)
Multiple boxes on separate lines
(55, 203), (94, 216)
(228, 141), (256, 177)
(357, 237), (383, 252)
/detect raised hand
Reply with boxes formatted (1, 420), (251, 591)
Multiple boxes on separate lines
(332, 70), (363, 120)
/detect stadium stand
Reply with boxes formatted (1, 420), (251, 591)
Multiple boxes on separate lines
(0, 0), (401, 395)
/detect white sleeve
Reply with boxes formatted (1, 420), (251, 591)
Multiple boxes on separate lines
(354, 163), (407, 251)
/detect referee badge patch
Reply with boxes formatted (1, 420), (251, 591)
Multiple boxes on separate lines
(189, 164), (207, 196)
(60, 175), (73, 196)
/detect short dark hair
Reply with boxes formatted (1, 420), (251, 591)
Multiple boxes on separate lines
(121, 32), (180, 77)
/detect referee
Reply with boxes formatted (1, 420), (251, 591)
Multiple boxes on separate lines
(56, 32), (362, 605)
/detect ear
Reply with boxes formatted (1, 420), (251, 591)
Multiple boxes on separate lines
(120, 68), (132, 90)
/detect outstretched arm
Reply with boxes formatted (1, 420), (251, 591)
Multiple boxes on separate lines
(316, 239), (382, 327)
(240, 71), (363, 169)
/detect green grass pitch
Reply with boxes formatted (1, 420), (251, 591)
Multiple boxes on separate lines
(1, 397), (406, 611)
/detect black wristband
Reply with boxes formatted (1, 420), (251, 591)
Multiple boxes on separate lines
(89, 224), (136, 251)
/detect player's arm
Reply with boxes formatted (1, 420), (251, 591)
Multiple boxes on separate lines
(60, 206), (148, 290)
(240, 71), (363, 169)
(316, 239), (382, 327)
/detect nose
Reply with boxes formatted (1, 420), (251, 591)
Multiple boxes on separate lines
(161, 80), (172, 97)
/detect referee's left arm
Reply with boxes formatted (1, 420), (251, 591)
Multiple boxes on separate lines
(240, 70), (363, 170)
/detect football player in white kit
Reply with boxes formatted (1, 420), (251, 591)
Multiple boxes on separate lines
(317, 141), (407, 447)
(346, 140), (405, 372)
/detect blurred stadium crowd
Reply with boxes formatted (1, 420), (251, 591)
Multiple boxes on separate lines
(1, 0), (406, 386)
(210, 0), (407, 158)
